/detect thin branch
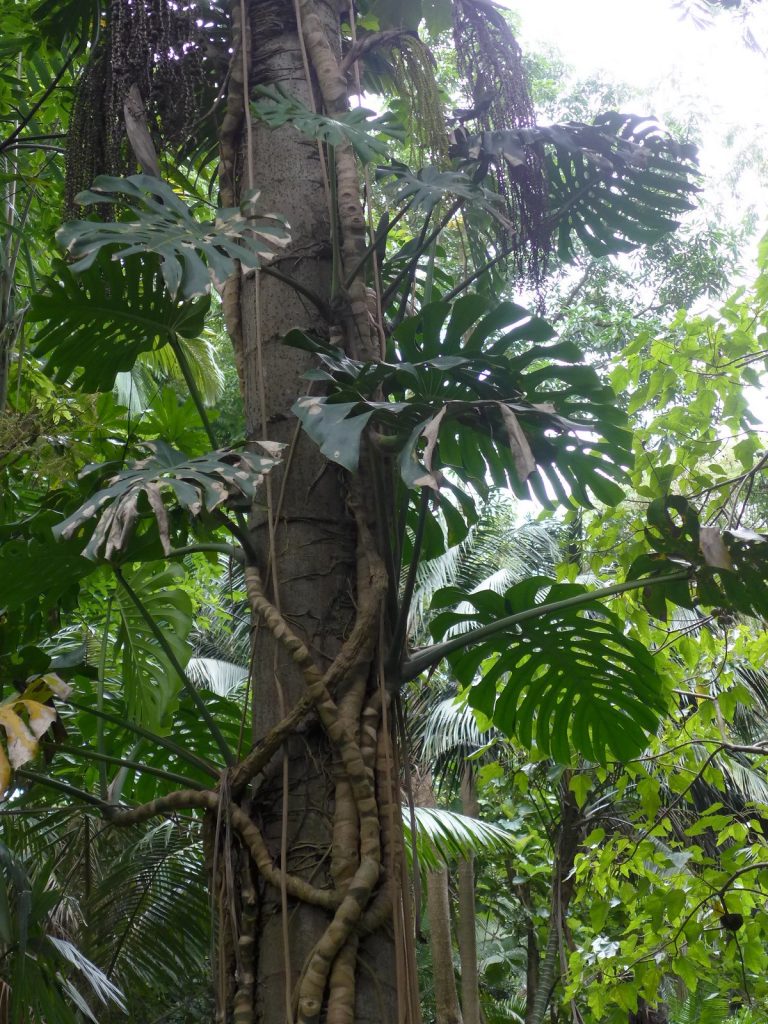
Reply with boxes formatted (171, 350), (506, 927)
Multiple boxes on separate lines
(400, 571), (690, 681)
(260, 264), (333, 319)
(0, 46), (79, 154)
(54, 743), (207, 790)
(169, 336), (217, 449)
(16, 769), (111, 810)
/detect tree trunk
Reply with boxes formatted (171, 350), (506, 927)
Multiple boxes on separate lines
(457, 766), (481, 1024)
(219, 1), (403, 1021)
(528, 777), (580, 1024)
(416, 771), (463, 1024)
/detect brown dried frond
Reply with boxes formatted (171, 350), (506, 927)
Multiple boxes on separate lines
(452, 0), (550, 287)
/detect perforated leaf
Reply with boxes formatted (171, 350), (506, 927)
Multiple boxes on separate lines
(29, 254), (209, 391)
(54, 440), (282, 562)
(429, 578), (666, 764)
(251, 85), (404, 162)
(451, 113), (700, 260)
(289, 295), (631, 510)
(627, 495), (768, 619)
(57, 175), (290, 299)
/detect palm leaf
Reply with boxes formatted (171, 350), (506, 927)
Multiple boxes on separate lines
(403, 806), (517, 871)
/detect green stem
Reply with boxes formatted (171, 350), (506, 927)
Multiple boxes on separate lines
(67, 698), (219, 777)
(55, 743), (206, 790)
(382, 199), (462, 310)
(96, 597), (113, 801)
(169, 336), (217, 449)
(390, 488), (429, 665)
(17, 769), (111, 810)
(114, 567), (235, 765)
(400, 571), (689, 681)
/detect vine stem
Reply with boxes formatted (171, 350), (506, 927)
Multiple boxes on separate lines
(400, 571), (690, 681)
(114, 566), (234, 765)
(169, 336), (217, 449)
(390, 488), (429, 664)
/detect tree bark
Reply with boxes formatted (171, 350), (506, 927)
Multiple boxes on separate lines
(222, 1), (400, 1021)
(457, 766), (481, 1024)
(416, 771), (463, 1024)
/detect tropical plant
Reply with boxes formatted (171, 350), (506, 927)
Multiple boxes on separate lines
(1, 0), (768, 1022)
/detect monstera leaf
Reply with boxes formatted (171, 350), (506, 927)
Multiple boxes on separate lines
(380, 163), (510, 219)
(54, 441), (282, 562)
(428, 577), (666, 764)
(627, 495), (768, 619)
(29, 253), (209, 391)
(251, 85), (404, 162)
(57, 175), (290, 299)
(289, 294), (632, 510)
(451, 113), (700, 260)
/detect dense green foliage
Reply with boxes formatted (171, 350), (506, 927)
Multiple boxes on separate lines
(1, 0), (768, 1022)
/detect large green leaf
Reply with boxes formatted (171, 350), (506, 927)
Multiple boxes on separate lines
(429, 577), (666, 764)
(54, 440), (282, 562)
(380, 163), (509, 219)
(29, 254), (209, 391)
(0, 535), (92, 613)
(451, 113), (700, 260)
(289, 295), (632, 510)
(251, 85), (404, 162)
(57, 175), (290, 299)
(113, 562), (193, 730)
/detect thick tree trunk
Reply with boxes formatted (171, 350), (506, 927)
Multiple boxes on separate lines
(220, 1), (401, 1021)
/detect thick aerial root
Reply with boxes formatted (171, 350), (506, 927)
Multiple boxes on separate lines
(297, 856), (381, 1024)
(106, 789), (338, 910)
(326, 936), (359, 1024)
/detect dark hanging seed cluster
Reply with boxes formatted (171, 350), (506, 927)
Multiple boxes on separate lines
(452, 0), (550, 289)
(65, 0), (206, 217)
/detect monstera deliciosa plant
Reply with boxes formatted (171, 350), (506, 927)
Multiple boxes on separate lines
(2, 0), (768, 1021)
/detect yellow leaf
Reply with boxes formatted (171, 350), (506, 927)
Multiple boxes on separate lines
(0, 704), (37, 769)
(17, 672), (71, 703)
(19, 699), (56, 740)
(0, 745), (10, 795)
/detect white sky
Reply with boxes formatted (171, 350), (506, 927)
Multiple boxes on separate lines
(508, 0), (768, 427)
(511, 0), (768, 234)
